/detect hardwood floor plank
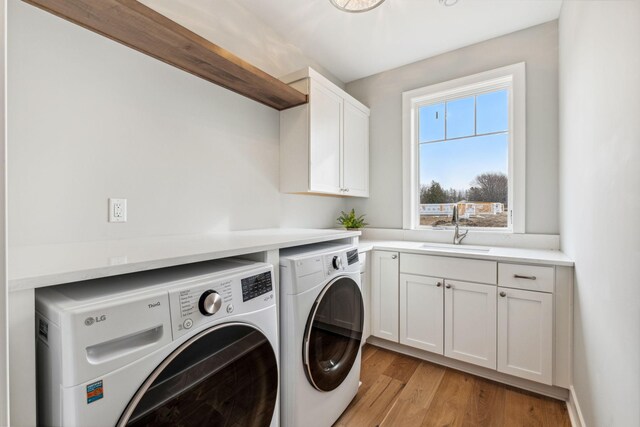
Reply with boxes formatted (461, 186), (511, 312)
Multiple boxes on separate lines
(334, 374), (404, 427)
(361, 343), (377, 363)
(336, 346), (571, 427)
(380, 362), (446, 427)
(420, 369), (476, 427)
(383, 353), (421, 384)
(504, 388), (548, 426)
(461, 377), (506, 427)
(334, 345), (398, 423)
(357, 346), (397, 394)
(541, 394), (572, 426)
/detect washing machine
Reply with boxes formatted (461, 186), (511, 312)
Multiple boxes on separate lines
(279, 243), (364, 427)
(35, 259), (279, 427)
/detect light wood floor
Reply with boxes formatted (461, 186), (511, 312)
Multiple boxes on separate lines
(334, 344), (571, 427)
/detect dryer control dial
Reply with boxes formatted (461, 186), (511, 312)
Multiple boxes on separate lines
(199, 290), (223, 316)
(332, 256), (343, 270)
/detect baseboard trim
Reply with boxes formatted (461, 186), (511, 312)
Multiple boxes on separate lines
(367, 336), (570, 401)
(566, 385), (586, 427)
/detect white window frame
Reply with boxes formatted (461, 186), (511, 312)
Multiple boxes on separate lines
(402, 62), (526, 233)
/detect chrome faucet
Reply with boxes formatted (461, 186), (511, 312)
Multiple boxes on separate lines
(452, 205), (468, 245)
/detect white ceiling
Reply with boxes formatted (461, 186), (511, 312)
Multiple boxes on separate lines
(233, 0), (563, 82)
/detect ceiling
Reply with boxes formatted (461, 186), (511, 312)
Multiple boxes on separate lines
(233, 0), (562, 83)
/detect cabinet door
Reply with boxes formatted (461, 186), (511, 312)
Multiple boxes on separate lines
(371, 251), (399, 342)
(498, 287), (553, 384)
(342, 101), (369, 197)
(399, 274), (444, 354)
(309, 80), (342, 194)
(444, 280), (497, 369)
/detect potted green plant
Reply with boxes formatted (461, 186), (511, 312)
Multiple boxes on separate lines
(337, 209), (368, 230)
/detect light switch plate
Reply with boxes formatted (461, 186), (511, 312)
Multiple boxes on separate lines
(108, 198), (127, 223)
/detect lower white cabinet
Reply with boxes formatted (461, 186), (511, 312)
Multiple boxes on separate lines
(444, 280), (497, 369)
(399, 274), (444, 354)
(497, 287), (553, 385)
(371, 251), (399, 341)
(369, 251), (567, 387)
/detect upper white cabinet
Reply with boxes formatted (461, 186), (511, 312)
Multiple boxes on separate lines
(280, 68), (370, 197)
(308, 80), (342, 194)
(342, 101), (370, 197)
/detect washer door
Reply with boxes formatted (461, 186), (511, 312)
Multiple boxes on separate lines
(303, 276), (364, 392)
(118, 323), (278, 427)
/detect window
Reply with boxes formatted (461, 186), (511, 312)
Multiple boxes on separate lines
(402, 63), (526, 232)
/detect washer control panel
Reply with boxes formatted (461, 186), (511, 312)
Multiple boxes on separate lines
(170, 280), (233, 337)
(168, 264), (274, 339)
(241, 271), (273, 302)
(323, 248), (359, 277)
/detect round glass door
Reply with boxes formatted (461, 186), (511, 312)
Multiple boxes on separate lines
(303, 276), (364, 392)
(118, 323), (278, 427)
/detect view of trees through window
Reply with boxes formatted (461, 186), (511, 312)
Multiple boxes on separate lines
(418, 89), (509, 228)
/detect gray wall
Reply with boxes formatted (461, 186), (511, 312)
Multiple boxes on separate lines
(8, 1), (345, 246)
(8, 0), (343, 245)
(138, 0), (345, 89)
(346, 21), (559, 234)
(559, 1), (640, 425)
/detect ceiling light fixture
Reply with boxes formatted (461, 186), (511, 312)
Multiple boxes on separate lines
(330, 0), (387, 13)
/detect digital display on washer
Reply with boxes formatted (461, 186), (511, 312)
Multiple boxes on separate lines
(241, 272), (273, 302)
(347, 249), (359, 265)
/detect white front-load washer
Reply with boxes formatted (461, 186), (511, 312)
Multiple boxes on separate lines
(36, 259), (279, 427)
(279, 243), (364, 427)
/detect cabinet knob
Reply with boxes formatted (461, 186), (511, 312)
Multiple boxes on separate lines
(436, 282), (442, 287)
(345, 188), (350, 192)
(500, 291), (507, 297)
(391, 254), (398, 259)
(445, 284), (452, 289)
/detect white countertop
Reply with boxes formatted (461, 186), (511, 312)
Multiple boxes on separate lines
(358, 240), (574, 267)
(9, 228), (360, 290)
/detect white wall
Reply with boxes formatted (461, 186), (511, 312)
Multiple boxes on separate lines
(346, 21), (559, 234)
(559, 1), (640, 426)
(7, 0), (345, 247)
(0, 0), (8, 422)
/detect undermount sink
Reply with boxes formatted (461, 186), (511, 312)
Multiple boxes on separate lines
(420, 243), (492, 253)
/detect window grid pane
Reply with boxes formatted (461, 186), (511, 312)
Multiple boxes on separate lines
(418, 90), (509, 145)
(417, 89), (509, 229)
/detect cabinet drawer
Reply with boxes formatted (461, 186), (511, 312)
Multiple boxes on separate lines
(400, 253), (497, 285)
(498, 263), (554, 293)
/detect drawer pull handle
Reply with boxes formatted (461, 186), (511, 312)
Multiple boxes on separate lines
(500, 291), (507, 297)
(436, 282), (442, 287)
(445, 284), (452, 289)
(514, 274), (537, 280)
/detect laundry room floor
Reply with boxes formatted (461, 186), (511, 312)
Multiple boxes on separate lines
(334, 345), (571, 427)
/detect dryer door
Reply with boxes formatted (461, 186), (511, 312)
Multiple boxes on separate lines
(303, 276), (364, 392)
(118, 323), (278, 427)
